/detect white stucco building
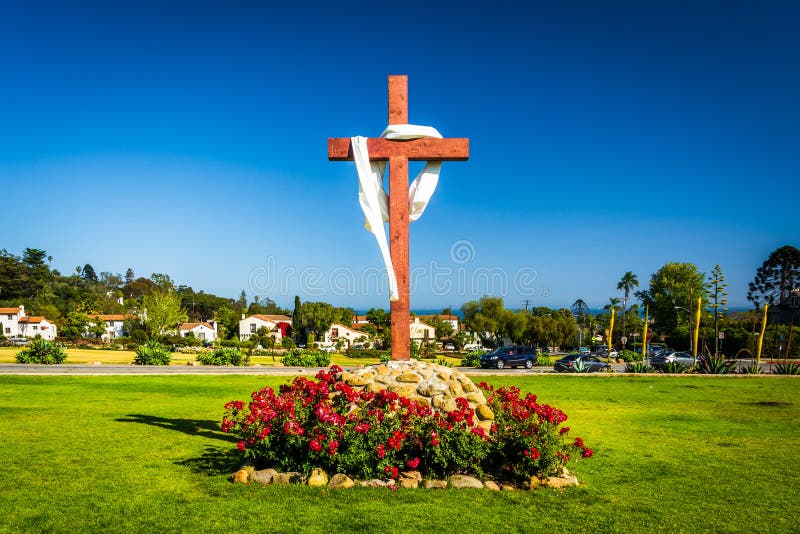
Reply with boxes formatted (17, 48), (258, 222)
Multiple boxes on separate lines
(19, 316), (58, 340)
(409, 317), (435, 342)
(88, 314), (127, 342)
(0, 306), (25, 338)
(1, 305), (57, 340)
(239, 314), (292, 341)
(179, 321), (218, 342)
(320, 323), (366, 348)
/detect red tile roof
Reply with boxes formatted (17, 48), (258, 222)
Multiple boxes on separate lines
(89, 314), (128, 322)
(251, 314), (292, 323)
(179, 322), (215, 331)
(19, 316), (46, 324)
(0, 307), (21, 314)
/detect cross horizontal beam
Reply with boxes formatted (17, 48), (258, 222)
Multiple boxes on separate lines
(328, 137), (469, 161)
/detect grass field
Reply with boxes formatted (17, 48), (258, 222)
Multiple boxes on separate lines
(0, 374), (797, 532)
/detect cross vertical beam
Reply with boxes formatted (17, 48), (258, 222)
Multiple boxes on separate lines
(388, 75), (410, 360)
(327, 75), (469, 362)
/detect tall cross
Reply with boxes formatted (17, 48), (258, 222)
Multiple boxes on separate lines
(328, 75), (470, 360)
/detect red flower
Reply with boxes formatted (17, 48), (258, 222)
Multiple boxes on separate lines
(560, 426), (571, 435)
(236, 441), (246, 451)
(355, 422), (370, 434)
(581, 448), (593, 458)
(377, 444), (386, 459)
(328, 440), (339, 456)
(258, 426), (271, 440)
(309, 438), (322, 453)
(406, 457), (420, 469)
(384, 465), (399, 479)
(523, 447), (540, 460)
(574, 437), (584, 448)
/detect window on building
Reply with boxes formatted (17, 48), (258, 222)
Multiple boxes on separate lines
(250, 323), (256, 333)
(4, 328), (9, 334)
(331, 328), (339, 339)
(199, 332), (206, 340)
(33, 326), (38, 330)
(6, 315), (12, 320)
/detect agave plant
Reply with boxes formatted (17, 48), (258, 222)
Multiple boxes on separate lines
(697, 354), (735, 375)
(624, 361), (654, 373)
(773, 362), (800, 375)
(738, 363), (763, 375)
(573, 359), (591, 373)
(662, 361), (688, 374)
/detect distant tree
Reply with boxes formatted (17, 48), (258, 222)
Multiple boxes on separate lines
(238, 290), (247, 308)
(150, 273), (175, 291)
(461, 296), (511, 348)
(100, 272), (123, 292)
(292, 296), (302, 326)
(707, 264), (728, 356)
(62, 311), (91, 338)
(88, 316), (107, 339)
(366, 307), (389, 327)
(142, 290), (187, 337)
(295, 301), (337, 338)
(637, 262), (706, 330)
(617, 271), (639, 342)
(125, 268), (135, 286)
(425, 316), (454, 341)
(213, 305), (239, 340)
(124, 277), (160, 300)
(747, 245), (800, 309)
(82, 264), (98, 283)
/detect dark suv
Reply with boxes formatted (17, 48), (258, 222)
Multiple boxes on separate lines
(479, 346), (538, 369)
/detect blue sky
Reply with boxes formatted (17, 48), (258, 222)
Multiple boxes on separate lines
(0, 1), (797, 310)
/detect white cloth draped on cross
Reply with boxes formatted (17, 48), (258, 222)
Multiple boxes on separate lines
(351, 124), (443, 301)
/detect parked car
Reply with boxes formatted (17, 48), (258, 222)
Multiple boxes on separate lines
(479, 346), (538, 369)
(650, 350), (695, 369)
(463, 343), (486, 352)
(594, 346), (618, 359)
(443, 342), (456, 352)
(554, 354), (610, 373)
(578, 346), (591, 355)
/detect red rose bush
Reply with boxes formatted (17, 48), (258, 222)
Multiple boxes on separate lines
(222, 365), (591, 485)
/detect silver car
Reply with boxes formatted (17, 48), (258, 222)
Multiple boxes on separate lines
(650, 350), (695, 369)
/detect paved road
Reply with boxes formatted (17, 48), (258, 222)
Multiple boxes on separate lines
(0, 363), (627, 376)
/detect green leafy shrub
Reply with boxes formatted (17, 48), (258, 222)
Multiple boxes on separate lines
(16, 339), (66, 364)
(460, 350), (485, 367)
(662, 361), (688, 374)
(197, 347), (248, 366)
(133, 340), (171, 365)
(344, 348), (391, 360)
(222, 368), (592, 483)
(773, 362), (800, 375)
(281, 337), (296, 349)
(697, 355), (735, 375)
(618, 350), (642, 362)
(536, 354), (553, 367)
(280, 349), (330, 367)
(625, 361), (654, 373)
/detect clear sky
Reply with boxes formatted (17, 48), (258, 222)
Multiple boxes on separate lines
(1, 1), (797, 311)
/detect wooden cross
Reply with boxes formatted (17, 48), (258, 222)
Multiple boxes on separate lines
(328, 75), (470, 360)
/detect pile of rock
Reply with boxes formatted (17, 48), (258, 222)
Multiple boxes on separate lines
(336, 359), (494, 431)
(231, 466), (579, 491)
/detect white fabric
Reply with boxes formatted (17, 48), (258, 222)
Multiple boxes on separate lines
(352, 124), (443, 301)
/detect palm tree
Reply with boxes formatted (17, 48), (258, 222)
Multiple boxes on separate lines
(571, 298), (588, 345)
(616, 272), (639, 349)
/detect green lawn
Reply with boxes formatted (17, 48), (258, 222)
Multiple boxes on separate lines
(0, 374), (797, 533)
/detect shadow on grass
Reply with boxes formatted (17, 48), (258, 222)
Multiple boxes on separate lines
(177, 446), (243, 476)
(116, 413), (236, 443)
